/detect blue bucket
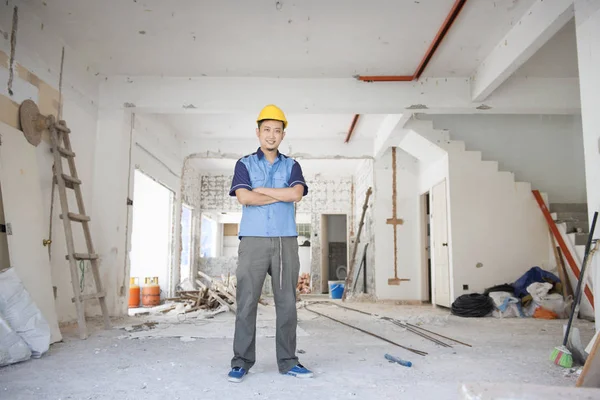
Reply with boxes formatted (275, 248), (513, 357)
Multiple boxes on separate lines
(328, 280), (345, 299)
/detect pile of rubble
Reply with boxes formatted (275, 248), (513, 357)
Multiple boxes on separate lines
(297, 273), (311, 294)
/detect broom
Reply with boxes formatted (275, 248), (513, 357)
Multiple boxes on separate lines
(550, 211), (598, 368)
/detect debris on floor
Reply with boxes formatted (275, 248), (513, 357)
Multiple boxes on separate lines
(451, 266), (572, 320)
(297, 273), (311, 294)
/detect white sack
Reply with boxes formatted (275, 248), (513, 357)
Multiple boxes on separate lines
(0, 313), (31, 367)
(0, 268), (51, 358)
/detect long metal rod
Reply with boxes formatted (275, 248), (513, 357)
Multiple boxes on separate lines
(327, 301), (471, 348)
(304, 305), (427, 356)
(405, 322), (472, 348)
(383, 317), (451, 348)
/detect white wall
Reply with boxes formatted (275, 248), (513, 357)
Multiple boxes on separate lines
(447, 147), (551, 298)
(353, 159), (376, 295)
(374, 149), (423, 300)
(574, 0), (600, 328)
(92, 109), (183, 317)
(420, 114), (586, 204)
(1, 2), (102, 322)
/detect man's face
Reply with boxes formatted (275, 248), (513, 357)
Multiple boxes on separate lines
(256, 120), (285, 152)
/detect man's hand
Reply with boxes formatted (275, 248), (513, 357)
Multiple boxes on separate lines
(235, 188), (280, 206)
(253, 186), (304, 203)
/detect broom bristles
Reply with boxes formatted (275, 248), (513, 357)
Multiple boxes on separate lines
(550, 345), (573, 368)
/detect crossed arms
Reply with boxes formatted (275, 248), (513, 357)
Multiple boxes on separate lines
(234, 185), (305, 206)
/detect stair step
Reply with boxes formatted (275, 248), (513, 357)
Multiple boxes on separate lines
(60, 212), (91, 222)
(558, 221), (589, 234)
(479, 160), (498, 173)
(57, 147), (75, 158)
(66, 253), (99, 261)
(515, 182), (531, 193)
(61, 174), (82, 185)
(448, 141), (465, 152)
(550, 203), (588, 213)
(555, 211), (588, 222)
(568, 232), (588, 246)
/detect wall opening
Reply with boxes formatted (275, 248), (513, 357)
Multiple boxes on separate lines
(129, 169), (175, 305)
(320, 214), (348, 293)
(198, 211), (241, 280)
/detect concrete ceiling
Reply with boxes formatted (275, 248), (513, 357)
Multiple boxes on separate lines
(24, 0), (541, 78)
(514, 18), (579, 78)
(189, 157), (361, 176)
(162, 113), (386, 140)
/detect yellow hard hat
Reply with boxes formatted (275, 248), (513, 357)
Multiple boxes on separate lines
(257, 104), (287, 129)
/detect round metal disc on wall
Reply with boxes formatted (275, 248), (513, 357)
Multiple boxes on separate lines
(19, 99), (44, 147)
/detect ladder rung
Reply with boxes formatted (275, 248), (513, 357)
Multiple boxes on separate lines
(57, 147), (76, 158)
(60, 212), (90, 222)
(53, 176), (74, 189)
(71, 291), (106, 303)
(61, 174), (82, 185)
(66, 253), (99, 261)
(54, 123), (71, 133)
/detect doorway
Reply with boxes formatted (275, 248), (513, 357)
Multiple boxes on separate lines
(431, 180), (451, 307)
(129, 169), (175, 300)
(320, 214), (348, 293)
(420, 191), (432, 303)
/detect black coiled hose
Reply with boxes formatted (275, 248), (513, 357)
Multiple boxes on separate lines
(451, 293), (495, 318)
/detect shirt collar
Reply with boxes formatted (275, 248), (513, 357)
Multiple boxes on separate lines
(256, 147), (282, 161)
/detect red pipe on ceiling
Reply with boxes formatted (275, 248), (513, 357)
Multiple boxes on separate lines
(357, 0), (468, 82)
(345, 114), (360, 143)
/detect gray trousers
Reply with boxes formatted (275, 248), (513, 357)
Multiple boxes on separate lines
(231, 237), (301, 373)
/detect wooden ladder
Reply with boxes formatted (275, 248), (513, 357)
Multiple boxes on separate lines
(49, 118), (111, 339)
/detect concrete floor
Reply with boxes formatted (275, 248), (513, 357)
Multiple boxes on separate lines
(0, 300), (597, 400)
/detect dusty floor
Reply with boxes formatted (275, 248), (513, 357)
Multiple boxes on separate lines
(0, 299), (596, 400)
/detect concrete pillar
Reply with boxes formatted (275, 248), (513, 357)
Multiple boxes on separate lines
(574, 0), (600, 328)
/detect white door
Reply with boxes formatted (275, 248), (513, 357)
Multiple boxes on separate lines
(432, 180), (451, 308)
(0, 122), (62, 343)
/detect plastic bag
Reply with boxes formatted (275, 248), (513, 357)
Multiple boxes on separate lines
(0, 268), (50, 358)
(0, 313), (31, 367)
(526, 282), (571, 318)
(489, 292), (523, 318)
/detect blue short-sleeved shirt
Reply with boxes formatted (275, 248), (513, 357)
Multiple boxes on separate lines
(229, 148), (308, 237)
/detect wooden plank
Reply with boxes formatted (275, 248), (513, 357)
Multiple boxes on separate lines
(576, 331), (600, 387)
(196, 279), (236, 312)
(342, 186), (372, 300)
(531, 190), (594, 308)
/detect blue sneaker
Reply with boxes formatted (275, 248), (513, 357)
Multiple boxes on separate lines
(228, 367), (247, 383)
(284, 363), (314, 378)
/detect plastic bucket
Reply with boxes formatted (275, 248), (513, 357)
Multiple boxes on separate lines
(328, 280), (345, 299)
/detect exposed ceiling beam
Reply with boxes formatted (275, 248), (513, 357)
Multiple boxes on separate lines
(345, 114), (360, 143)
(471, 0), (574, 102)
(357, 0), (467, 82)
(373, 114), (411, 160)
(102, 76), (581, 115)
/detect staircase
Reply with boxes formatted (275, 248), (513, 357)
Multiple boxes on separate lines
(402, 119), (594, 319)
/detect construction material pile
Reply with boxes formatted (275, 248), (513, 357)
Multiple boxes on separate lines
(161, 272), (237, 314)
(297, 273), (311, 294)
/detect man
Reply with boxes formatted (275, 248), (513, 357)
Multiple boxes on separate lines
(227, 104), (313, 383)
